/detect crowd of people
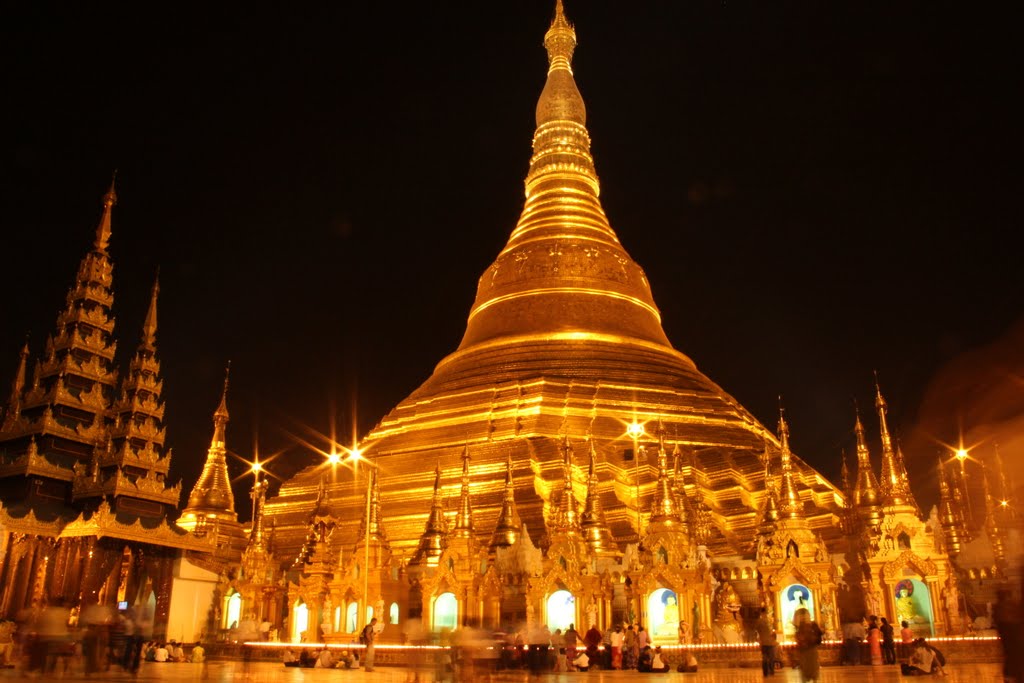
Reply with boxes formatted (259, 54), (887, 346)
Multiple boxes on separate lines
(0, 598), (206, 676)
(836, 613), (946, 674)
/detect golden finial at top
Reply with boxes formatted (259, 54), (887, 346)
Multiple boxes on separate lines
(141, 271), (160, 349)
(94, 173), (117, 252)
(544, 0), (576, 73)
(215, 362), (231, 423)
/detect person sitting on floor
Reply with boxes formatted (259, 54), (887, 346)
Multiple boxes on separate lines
(900, 638), (946, 676)
(154, 643), (170, 662)
(572, 651), (590, 672)
(191, 644), (205, 664)
(282, 649), (299, 667)
(337, 650), (356, 669)
(676, 653), (698, 673)
(637, 646), (654, 672)
(170, 641), (186, 662)
(315, 648), (335, 668)
(650, 647), (669, 673)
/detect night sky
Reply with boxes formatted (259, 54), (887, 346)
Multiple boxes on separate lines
(2, 2), (1020, 518)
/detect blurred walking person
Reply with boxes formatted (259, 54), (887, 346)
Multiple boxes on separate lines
(793, 608), (822, 683)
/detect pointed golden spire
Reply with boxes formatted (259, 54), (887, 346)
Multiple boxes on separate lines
(580, 438), (617, 554)
(490, 453), (522, 550)
(840, 450), (851, 495)
(760, 441), (781, 530)
(557, 435), (580, 530)
(875, 376), (910, 507)
(3, 340), (29, 421)
(982, 461), (1006, 566)
(452, 445), (474, 538)
(937, 457), (963, 555)
(94, 174), (117, 253)
(411, 462), (447, 566)
(212, 363), (230, 446)
(357, 467), (389, 549)
(179, 367), (237, 528)
(141, 272), (159, 350)
(994, 444), (1015, 520)
(649, 434), (682, 524)
(456, 0), (670, 352)
(247, 471), (269, 553)
(776, 407), (803, 519)
(853, 409), (883, 529)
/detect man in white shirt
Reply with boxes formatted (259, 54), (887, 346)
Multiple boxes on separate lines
(154, 644), (169, 662)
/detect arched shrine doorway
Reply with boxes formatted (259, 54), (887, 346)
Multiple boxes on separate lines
(546, 590), (576, 631)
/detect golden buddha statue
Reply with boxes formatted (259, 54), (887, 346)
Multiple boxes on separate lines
(895, 581), (917, 624)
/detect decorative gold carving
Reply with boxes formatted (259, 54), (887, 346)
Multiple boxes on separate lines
(59, 503), (212, 550)
(881, 550), (938, 582)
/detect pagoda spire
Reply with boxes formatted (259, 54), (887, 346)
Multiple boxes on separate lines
(937, 457), (963, 555)
(356, 466), (389, 549)
(759, 441), (781, 532)
(853, 409), (883, 530)
(875, 377), (912, 507)
(178, 366), (238, 530)
(994, 445), (1015, 521)
(411, 463), (447, 566)
(776, 407), (803, 519)
(1, 341), (29, 427)
(452, 445), (475, 538)
(456, 0), (670, 352)
(94, 174), (117, 253)
(649, 432), (682, 523)
(982, 462), (1007, 567)
(840, 450), (851, 495)
(141, 272), (159, 351)
(490, 453), (522, 551)
(101, 271), (176, 510)
(557, 435), (580, 531)
(580, 438), (617, 555)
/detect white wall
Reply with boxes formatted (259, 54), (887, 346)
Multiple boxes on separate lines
(166, 557), (219, 643)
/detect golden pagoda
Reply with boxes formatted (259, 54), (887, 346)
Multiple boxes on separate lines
(177, 368), (248, 558)
(266, 0), (845, 637)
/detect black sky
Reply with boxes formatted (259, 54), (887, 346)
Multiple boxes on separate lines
(2, 2), (1020, 517)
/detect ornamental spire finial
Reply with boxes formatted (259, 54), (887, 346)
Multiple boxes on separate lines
(490, 453), (522, 550)
(213, 363), (231, 443)
(94, 173), (117, 252)
(777, 405), (802, 519)
(141, 271), (160, 350)
(453, 445), (474, 538)
(874, 374), (907, 506)
(853, 407), (883, 528)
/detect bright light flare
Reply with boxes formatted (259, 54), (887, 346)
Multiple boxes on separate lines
(250, 461), (262, 474)
(327, 452), (342, 465)
(627, 421), (646, 439)
(956, 448), (969, 461)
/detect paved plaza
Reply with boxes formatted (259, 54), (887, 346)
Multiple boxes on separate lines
(0, 661), (1005, 683)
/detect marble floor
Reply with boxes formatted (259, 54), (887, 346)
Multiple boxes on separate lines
(0, 661), (1005, 683)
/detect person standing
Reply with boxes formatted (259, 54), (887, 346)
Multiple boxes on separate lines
(754, 608), (777, 677)
(880, 617), (896, 664)
(551, 628), (566, 672)
(583, 623), (602, 667)
(563, 623), (579, 671)
(867, 615), (882, 665)
(793, 608), (822, 683)
(622, 624), (636, 670)
(609, 625), (623, 670)
(362, 617), (378, 672)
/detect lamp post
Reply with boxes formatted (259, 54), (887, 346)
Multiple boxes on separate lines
(627, 421), (645, 541)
